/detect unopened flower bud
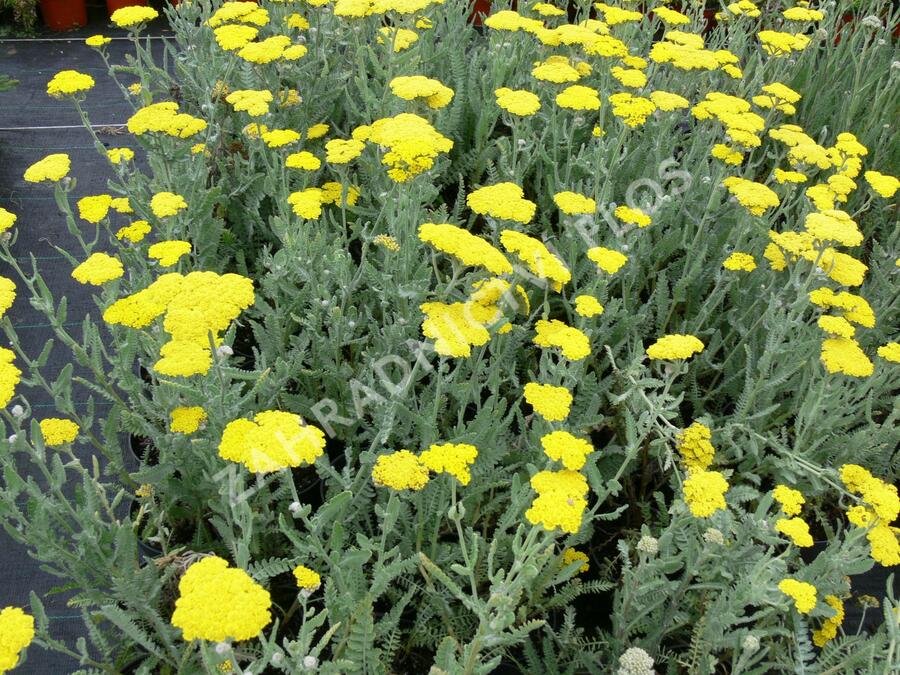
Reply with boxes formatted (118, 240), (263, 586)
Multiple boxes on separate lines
(216, 345), (233, 357)
(11, 404), (25, 418)
(303, 655), (318, 668)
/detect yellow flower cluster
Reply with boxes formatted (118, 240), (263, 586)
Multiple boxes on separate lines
(556, 84), (601, 111)
(722, 251), (756, 272)
(354, 113), (453, 182)
(812, 595), (845, 647)
(682, 470), (729, 517)
(38, 418), (80, 446)
(500, 230), (570, 290)
(553, 191), (595, 215)
(646, 334), (704, 360)
(116, 220), (151, 243)
(148, 240), (191, 267)
(722, 177), (780, 216)
(419, 277), (512, 357)
(389, 75), (454, 109)
(614, 205), (651, 228)
(495, 87), (541, 116)
(525, 470), (588, 533)
(778, 578), (817, 614)
(325, 138), (365, 163)
(772, 485), (805, 516)
(541, 430), (593, 470)
(150, 193), (188, 219)
(775, 517), (813, 547)
(467, 182), (537, 224)
(0, 348), (21, 407)
(418, 223), (512, 275)
(0, 277), (14, 319)
(23, 153), (70, 183)
(46, 70), (95, 98)
(0, 207), (16, 233)
(840, 464), (900, 566)
(523, 382), (572, 422)
(587, 247), (628, 274)
(127, 102), (206, 138)
(574, 295), (603, 318)
(0, 606), (34, 673)
(170, 406), (207, 434)
(219, 411), (326, 473)
(532, 319), (590, 360)
(372, 450), (430, 490)
(208, 1), (268, 28)
(227, 89), (274, 117)
(171, 556), (272, 641)
(71, 252), (124, 286)
(103, 271), (254, 377)
(292, 565), (321, 591)
(676, 422), (715, 472)
(419, 443), (479, 485)
(110, 6), (159, 28)
(562, 548), (589, 573)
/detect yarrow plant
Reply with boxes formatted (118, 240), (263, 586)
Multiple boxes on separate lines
(0, 0), (899, 672)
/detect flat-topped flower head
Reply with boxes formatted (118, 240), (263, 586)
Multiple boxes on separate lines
(778, 578), (817, 614)
(683, 470), (728, 517)
(556, 85), (601, 111)
(219, 411), (326, 473)
(554, 191), (595, 215)
(226, 89), (274, 117)
(292, 565), (321, 592)
(171, 556), (271, 641)
(72, 253), (124, 285)
(150, 192), (188, 218)
(418, 223), (512, 275)
(523, 382), (572, 421)
(541, 430), (593, 470)
(170, 406), (207, 434)
(0, 347), (22, 407)
(24, 153), (70, 183)
(775, 517), (813, 547)
(0, 277), (14, 319)
(772, 485), (805, 516)
(149, 240), (191, 267)
(0, 207), (16, 233)
(646, 334), (704, 360)
(419, 443), (478, 485)
(587, 247), (628, 274)
(723, 252), (756, 271)
(820, 338), (873, 377)
(467, 183), (536, 224)
(0, 606), (35, 672)
(676, 422), (715, 471)
(574, 295), (603, 317)
(500, 230), (570, 290)
(532, 319), (590, 360)
(372, 450), (430, 490)
(614, 205), (651, 228)
(111, 6), (159, 28)
(285, 151), (321, 171)
(495, 87), (541, 116)
(46, 70), (95, 98)
(127, 102), (206, 138)
(526, 469), (589, 533)
(38, 418), (79, 446)
(116, 220), (151, 243)
(389, 75), (454, 109)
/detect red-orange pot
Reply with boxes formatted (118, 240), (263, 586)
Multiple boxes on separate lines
(107, 0), (149, 15)
(39, 0), (87, 31)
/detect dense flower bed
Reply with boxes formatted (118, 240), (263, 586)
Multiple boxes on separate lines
(0, 0), (899, 672)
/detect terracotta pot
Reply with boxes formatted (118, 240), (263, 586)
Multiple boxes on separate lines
(39, 0), (87, 31)
(470, 0), (492, 25)
(107, 0), (149, 16)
